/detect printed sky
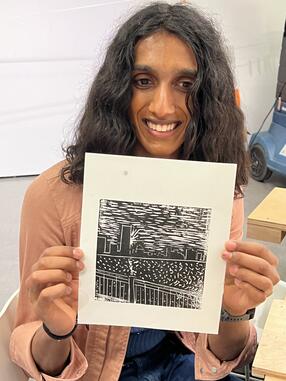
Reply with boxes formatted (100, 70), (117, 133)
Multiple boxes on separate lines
(98, 199), (211, 255)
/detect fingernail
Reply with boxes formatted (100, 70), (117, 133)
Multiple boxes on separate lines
(229, 265), (239, 274)
(66, 273), (72, 282)
(76, 261), (84, 270)
(66, 286), (72, 294)
(234, 278), (242, 286)
(222, 251), (232, 260)
(73, 248), (83, 259)
(227, 241), (237, 251)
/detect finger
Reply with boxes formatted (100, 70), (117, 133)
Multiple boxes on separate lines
(226, 252), (280, 285)
(52, 279), (79, 311)
(26, 270), (72, 304)
(38, 282), (72, 301)
(233, 279), (268, 305)
(63, 280), (79, 303)
(228, 266), (274, 295)
(41, 246), (84, 260)
(33, 256), (85, 274)
(26, 269), (73, 290)
(35, 283), (76, 334)
(225, 240), (279, 267)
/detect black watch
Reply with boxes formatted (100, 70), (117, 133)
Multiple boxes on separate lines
(220, 307), (255, 322)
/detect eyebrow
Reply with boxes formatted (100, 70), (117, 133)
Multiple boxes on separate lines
(133, 64), (197, 78)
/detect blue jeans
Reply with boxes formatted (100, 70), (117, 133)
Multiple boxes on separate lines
(119, 334), (241, 381)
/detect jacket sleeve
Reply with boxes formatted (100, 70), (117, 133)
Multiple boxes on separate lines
(9, 173), (88, 381)
(185, 197), (257, 380)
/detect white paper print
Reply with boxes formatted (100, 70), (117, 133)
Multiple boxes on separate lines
(79, 153), (237, 333)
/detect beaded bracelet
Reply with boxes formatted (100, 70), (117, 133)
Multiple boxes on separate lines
(42, 316), (78, 341)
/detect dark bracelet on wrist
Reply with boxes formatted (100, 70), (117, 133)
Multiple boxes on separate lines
(42, 315), (78, 341)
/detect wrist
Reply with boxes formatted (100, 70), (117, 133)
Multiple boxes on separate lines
(32, 325), (72, 376)
(43, 316), (78, 341)
(222, 305), (248, 316)
(221, 306), (255, 322)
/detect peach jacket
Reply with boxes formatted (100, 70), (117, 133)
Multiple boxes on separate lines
(10, 161), (257, 381)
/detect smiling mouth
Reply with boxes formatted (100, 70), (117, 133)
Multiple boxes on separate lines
(144, 119), (181, 132)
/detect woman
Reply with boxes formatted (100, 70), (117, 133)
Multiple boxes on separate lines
(10, 3), (279, 381)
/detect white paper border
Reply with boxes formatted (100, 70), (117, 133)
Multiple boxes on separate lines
(79, 153), (237, 334)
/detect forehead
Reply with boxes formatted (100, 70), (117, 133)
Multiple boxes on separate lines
(134, 31), (197, 72)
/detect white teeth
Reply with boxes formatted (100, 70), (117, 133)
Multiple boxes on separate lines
(146, 121), (177, 132)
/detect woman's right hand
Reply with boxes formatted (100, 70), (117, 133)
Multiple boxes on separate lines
(25, 246), (84, 336)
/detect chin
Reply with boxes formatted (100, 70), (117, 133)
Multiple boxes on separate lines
(147, 148), (180, 159)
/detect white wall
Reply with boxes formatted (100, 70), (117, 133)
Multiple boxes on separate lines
(194, 0), (286, 134)
(0, 0), (285, 176)
(0, 0), (154, 177)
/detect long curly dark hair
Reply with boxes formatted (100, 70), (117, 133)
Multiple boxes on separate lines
(61, 2), (248, 196)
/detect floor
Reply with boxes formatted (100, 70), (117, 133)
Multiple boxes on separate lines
(0, 173), (285, 310)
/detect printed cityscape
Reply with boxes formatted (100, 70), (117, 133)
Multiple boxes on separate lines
(97, 224), (206, 262)
(95, 199), (211, 309)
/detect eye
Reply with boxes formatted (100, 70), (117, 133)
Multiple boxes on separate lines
(177, 79), (194, 92)
(132, 76), (153, 88)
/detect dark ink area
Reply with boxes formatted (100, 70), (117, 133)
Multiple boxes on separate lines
(95, 199), (211, 309)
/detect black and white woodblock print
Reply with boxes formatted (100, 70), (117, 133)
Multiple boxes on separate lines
(95, 199), (211, 309)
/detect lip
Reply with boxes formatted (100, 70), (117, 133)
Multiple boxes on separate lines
(142, 118), (181, 137)
(144, 118), (181, 126)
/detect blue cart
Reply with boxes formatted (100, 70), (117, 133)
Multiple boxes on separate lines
(249, 21), (286, 181)
(249, 102), (286, 181)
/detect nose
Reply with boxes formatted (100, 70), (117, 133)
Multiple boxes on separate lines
(148, 84), (176, 118)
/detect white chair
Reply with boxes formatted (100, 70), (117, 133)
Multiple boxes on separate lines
(0, 289), (30, 380)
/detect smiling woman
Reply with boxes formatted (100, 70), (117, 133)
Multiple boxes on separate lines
(60, 1), (248, 196)
(130, 31), (196, 159)
(9, 2), (280, 381)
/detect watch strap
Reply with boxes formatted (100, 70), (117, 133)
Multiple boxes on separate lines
(220, 307), (255, 322)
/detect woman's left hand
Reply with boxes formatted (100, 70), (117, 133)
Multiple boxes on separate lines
(222, 240), (280, 316)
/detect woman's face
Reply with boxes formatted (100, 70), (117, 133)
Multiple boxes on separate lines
(129, 30), (197, 159)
